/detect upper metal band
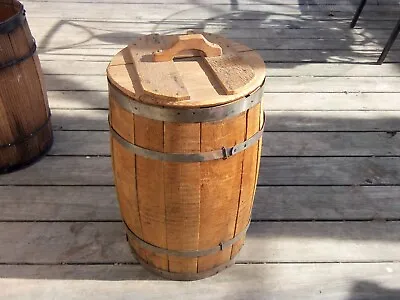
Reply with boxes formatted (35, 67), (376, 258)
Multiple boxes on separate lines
(0, 40), (36, 71)
(108, 77), (265, 123)
(109, 112), (265, 162)
(0, 5), (25, 34)
(0, 111), (51, 148)
(124, 220), (250, 258)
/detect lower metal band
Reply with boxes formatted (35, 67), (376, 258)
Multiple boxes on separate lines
(0, 40), (36, 71)
(110, 112), (265, 162)
(0, 134), (53, 174)
(0, 111), (51, 149)
(130, 245), (237, 281)
(0, 4), (25, 34)
(124, 220), (250, 258)
(108, 77), (265, 123)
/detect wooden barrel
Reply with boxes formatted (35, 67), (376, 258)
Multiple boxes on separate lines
(0, 0), (52, 173)
(107, 32), (266, 280)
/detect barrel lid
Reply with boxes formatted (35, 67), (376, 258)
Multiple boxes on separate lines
(107, 32), (266, 108)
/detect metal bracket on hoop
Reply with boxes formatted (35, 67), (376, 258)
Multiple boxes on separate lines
(221, 147), (229, 160)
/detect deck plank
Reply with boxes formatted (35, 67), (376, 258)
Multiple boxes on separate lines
(35, 39), (400, 52)
(37, 50), (400, 63)
(34, 39), (400, 52)
(253, 186), (400, 221)
(264, 93), (400, 111)
(1, 186), (400, 221)
(50, 110), (400, 132)
(22, 2), (400, 20)
(41, 61), (400, 77)
(49, 131), (400, 156)
(30, 25), (400, 42)
(42, 74), (400, 92)
(0, 186), (118, 221)
(22, 0), (400, 5)
(1, 156), (400, 185)
(0, 221), (400, 263)
(264, 111), (400, 132)
(262, 132), (400, 156)
(29, 19), (400, 32)
(46, 90), (400, 111)
(2, 263), (400, 300)
(0, 157), (113, 185)
(257, 157), (400, 185)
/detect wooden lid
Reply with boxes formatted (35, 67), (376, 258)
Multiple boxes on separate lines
(107, 32), (266, 108)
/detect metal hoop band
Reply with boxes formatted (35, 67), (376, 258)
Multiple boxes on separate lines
(0, 40), (36, 71)
(130, 245), (237, 281)
(0, 111), (51, 149)
(124, 220), (250, 258)
(110, 112), (265, 162)
(0, 4), (25, 34)
(108, 77), (265, 123)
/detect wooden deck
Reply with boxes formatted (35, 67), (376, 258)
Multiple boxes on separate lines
(1, 0), (400, 298)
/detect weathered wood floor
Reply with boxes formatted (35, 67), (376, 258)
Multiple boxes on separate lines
(1, 0), (400, 299)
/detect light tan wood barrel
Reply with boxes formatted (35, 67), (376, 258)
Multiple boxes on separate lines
(0, 0), (52, 173)
(107, 32), (266, 280)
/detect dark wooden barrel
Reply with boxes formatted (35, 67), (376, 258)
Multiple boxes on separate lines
(0, 0), (53, 173)
(107, 32), (266, 280)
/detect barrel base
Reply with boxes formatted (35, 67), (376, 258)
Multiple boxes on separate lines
(0, 132), (53, 174)
(129, 245), (237, 281)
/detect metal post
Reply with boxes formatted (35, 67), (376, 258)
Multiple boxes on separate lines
(377, 18), (400, 64)
(350, 0), (367, 28)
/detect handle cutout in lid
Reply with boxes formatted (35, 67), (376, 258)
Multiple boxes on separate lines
(153, 33), (223, 62)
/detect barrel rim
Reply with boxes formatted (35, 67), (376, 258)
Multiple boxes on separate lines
(129, 244), (237, 281)
(108, 76), (265, 123)
(0, 1), (25, 34)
